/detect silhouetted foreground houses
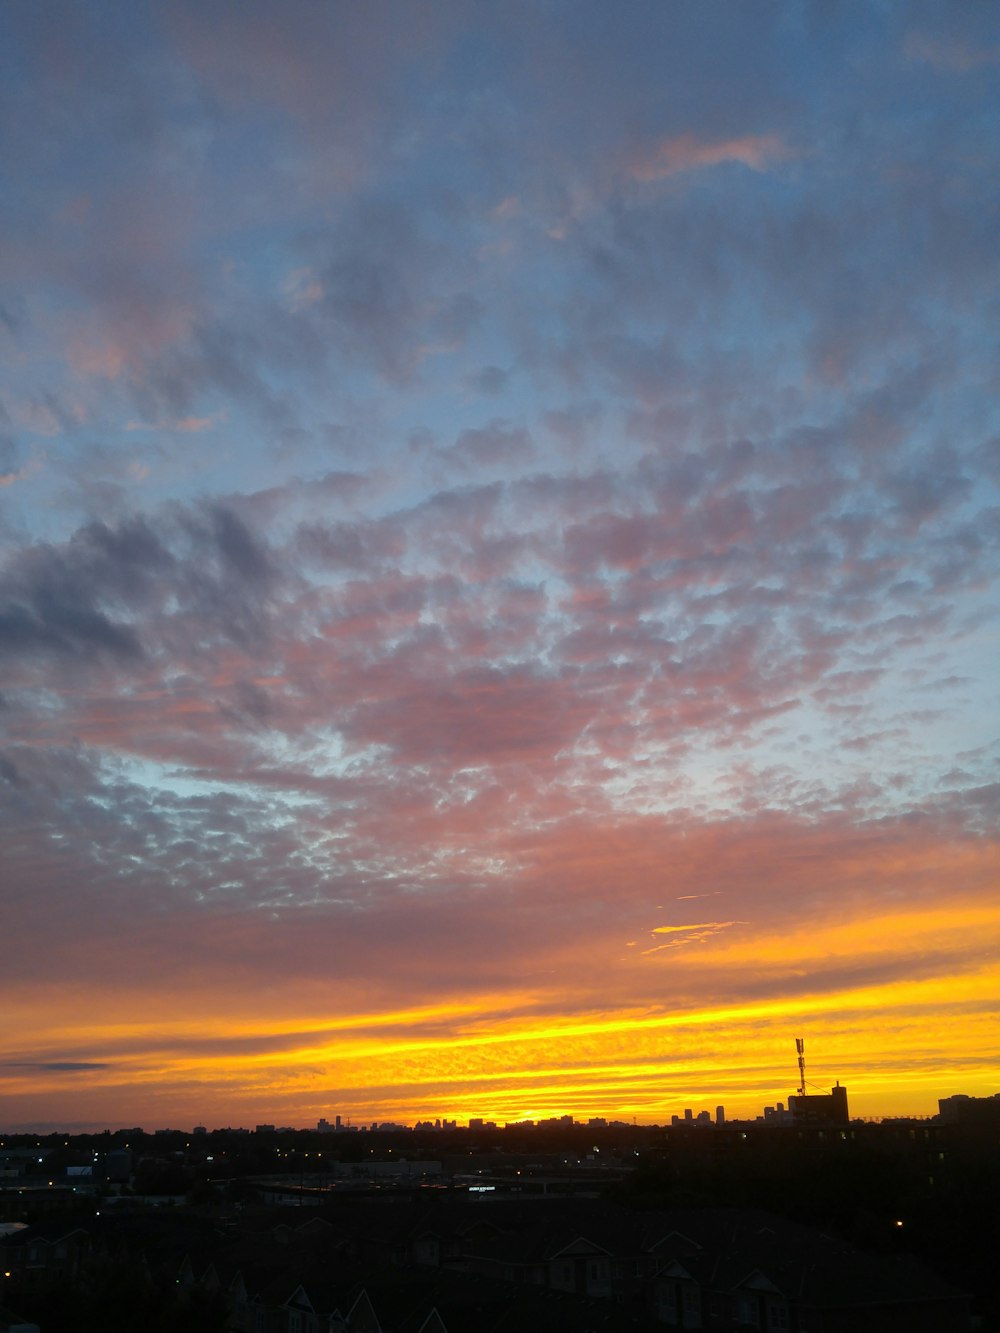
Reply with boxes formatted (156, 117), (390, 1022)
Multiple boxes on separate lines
(0, 1199), (972, 1331)
(0, 1306), (40, 1333)
(439, 1205), (969, 1332)
(938, 1092), (1000, 1126)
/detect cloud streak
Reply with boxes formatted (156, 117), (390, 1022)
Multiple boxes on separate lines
(629, 133), (790, 182)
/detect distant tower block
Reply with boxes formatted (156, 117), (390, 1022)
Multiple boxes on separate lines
(789, 1035), (849, 1125)
(716, 1106), (725, 1125)
(790, 1081), (849, 1126)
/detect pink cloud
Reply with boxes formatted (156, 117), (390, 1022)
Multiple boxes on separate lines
(0, 456), (44, 487)
(65, 298), (196, 381)
(126, 411), (226, 434)
(904, 31), (1000, 71)
(629, 133), (790, 182)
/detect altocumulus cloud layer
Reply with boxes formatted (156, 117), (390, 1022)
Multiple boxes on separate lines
(1, 0), (999, 1129)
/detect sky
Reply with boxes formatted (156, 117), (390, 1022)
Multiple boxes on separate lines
(1, 1), (999, 1133)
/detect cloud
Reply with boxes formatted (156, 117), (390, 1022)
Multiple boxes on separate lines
(3, 1062), (111, 1073)
(126, 412), (225, 434)
(629, 133), (790, 182)
(641, 921), (747, 955)
(0, 457), (43, 488)
(0, 500), (299, 676)
(651, 921), (743, 934)
(295, 197), (484, 384)
(464, 364), (511, 397)
(444, 420), (535, 472)
(1, 0), (998, 1127)
(904, 30), (1000, 71)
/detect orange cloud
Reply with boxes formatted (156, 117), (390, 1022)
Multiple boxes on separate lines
(4, 952), (998, 1128)
(3, 871), (998, 1129)
(641, 921), (747, 953)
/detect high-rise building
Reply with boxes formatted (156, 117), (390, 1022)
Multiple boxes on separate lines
(788, 1082), (849, 1125)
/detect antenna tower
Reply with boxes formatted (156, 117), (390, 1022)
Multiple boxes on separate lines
(795, 1037), (806, 1097)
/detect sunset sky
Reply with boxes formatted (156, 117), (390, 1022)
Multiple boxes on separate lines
(2, 2), (999, 1133)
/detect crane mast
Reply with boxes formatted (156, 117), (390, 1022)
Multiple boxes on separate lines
(795, 1036), (806, 1097)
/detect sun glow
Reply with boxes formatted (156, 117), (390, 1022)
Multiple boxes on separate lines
(5, 891), (998, 1129)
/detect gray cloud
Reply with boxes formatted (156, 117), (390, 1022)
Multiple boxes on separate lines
(3, 1062), (112, 1073)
